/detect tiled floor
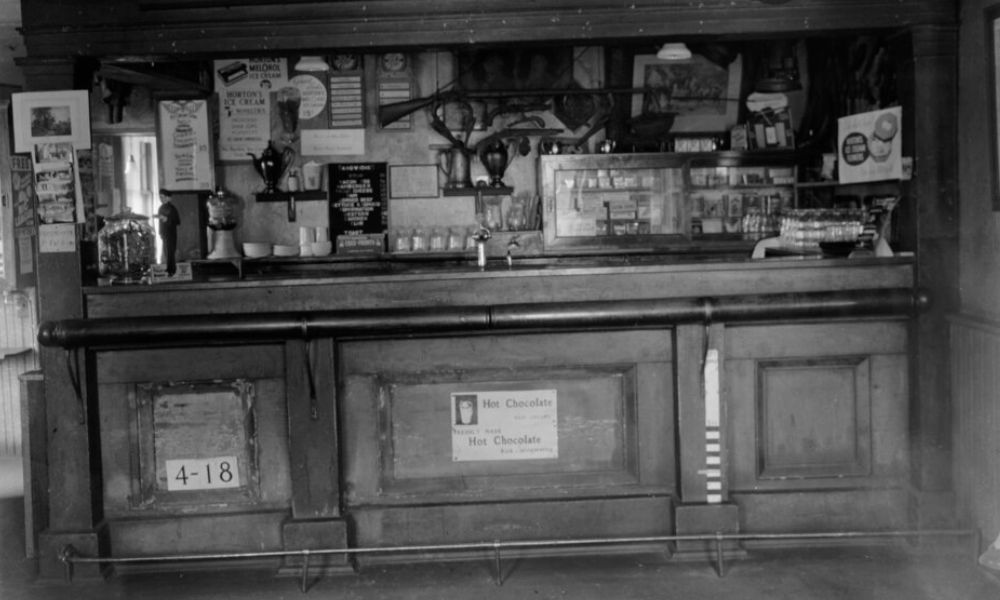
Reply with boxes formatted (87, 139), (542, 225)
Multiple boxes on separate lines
(2, 455), (999, 599)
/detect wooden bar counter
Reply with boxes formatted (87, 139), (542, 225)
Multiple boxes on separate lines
(35, 255), (922, 577)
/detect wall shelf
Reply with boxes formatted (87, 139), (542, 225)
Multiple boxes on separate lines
(441, 186), (513, 197)
(254, 190), (327, 202)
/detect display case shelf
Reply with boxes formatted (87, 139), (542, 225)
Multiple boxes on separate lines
(540, 152), (796, 254)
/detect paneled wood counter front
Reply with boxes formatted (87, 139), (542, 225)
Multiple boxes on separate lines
(35, 256), (922, 578)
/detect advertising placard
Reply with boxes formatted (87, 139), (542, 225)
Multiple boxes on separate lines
(837, 107), (902, 184)
(215, 58), (288, 161)
(451, 389), (558, 461)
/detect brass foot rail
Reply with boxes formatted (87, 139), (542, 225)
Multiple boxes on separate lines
(59, 527), (976, 593)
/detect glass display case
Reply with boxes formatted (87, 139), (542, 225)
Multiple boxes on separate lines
(539, 152), (797, 253)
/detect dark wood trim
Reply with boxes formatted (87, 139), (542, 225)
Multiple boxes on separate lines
(19, 1), (956, 60)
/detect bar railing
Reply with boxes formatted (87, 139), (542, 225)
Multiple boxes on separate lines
(38, 287), (929, 349)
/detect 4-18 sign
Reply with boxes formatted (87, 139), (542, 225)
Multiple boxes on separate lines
(165, 456), (241, 491)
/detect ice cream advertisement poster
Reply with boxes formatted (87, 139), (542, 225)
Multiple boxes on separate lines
(451, 390), (558, 461)
(215, 58), (288, 161)
(837, 107), (902, 184)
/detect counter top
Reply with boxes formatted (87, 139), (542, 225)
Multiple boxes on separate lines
(84, 252), (915, 295)
(82, 251), (916, 320)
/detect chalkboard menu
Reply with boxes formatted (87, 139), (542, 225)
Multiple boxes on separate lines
(329, 162), (387, 254)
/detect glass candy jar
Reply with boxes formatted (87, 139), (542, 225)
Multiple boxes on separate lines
(97, 209), (156, 282)
(207, 186), (238, 231)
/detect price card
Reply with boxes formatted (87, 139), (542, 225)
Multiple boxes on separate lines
(165, 456), (240, 491)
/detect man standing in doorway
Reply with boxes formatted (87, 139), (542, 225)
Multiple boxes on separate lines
(157, 188), (180, 276)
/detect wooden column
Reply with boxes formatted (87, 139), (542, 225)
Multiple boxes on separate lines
(896, 24), (960, 527)
(18, 57), (108, 579)
(280, 338), (350, 573)
(673, 323), (740, 556)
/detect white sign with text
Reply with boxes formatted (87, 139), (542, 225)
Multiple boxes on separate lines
(451, 390), (558, 461)
(165, 456), (241, 491)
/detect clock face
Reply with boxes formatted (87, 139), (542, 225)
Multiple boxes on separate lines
(381, 53), (406, 73)
(332, 54), (359, 71)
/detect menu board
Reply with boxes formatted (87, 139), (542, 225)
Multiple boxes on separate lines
(329, 162), (387, 254)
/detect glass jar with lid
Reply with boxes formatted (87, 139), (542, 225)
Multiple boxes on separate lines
(97, 209), (156, 282)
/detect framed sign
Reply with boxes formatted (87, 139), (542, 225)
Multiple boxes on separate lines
(156, 97), (215, 192)
(987, 4), (1000, 210)
(11, 90), (91, 153)
(631, 53), (742, 132)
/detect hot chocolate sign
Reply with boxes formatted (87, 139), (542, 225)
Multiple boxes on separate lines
(450, 389), (558, 461)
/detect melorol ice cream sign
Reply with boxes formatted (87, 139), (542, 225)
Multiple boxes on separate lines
(451, 390), (558, 461)
(837, 106), (902, 184)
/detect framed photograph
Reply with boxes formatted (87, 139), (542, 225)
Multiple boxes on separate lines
(11, 90), (91, 153)
(631, 53), (742, 133)
(987, 4), (1000, 210)
(156, 97), (216, 192)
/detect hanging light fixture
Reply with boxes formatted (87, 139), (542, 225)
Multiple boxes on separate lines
(294, 56), (330, 72)
(656, 43), (692, 61)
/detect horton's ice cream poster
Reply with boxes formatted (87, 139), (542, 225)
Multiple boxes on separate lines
(451, 390), (558, 461)
(215, 58), (288, 161)
(837, 107), (902, 184)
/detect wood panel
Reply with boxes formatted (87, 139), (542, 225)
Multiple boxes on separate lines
(727, 321), (908, 494)
(350, 496), (674, 557)
(950, 315), (1000, 547)
(0, 289), (38, 456)
(131, 380), (261, 507)
(340, 330), (674, 509)
(755, 356), (871, 480)
(97, 345), (292, 518)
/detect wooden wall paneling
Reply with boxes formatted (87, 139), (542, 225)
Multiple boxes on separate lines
(950, 316), (1000, 549)
(0, 290), (38, 456)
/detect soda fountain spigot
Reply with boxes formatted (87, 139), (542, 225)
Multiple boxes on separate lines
(473, 226), (492, 269)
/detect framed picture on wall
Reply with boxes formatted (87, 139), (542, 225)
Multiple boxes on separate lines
(631, 53), (742, 133)
(11, 90), (91, 153)
(986, 4), (1000, 210)
(156, 97), (216, 192)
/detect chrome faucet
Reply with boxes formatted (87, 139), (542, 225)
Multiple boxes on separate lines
(473, 226), (492, 269)
(506, 235), (521, 268)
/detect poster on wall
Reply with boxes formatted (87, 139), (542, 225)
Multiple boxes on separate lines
(377, 53), (413, 130)
(837, 106), (902, 184)
(215, 58), (288, 161)
(31, 142), (81, 224)
(328, 54), (365, 129)
(11, 155), (36, 287)
(451, 389), (559, 461)
(157, 98), (215, 192)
